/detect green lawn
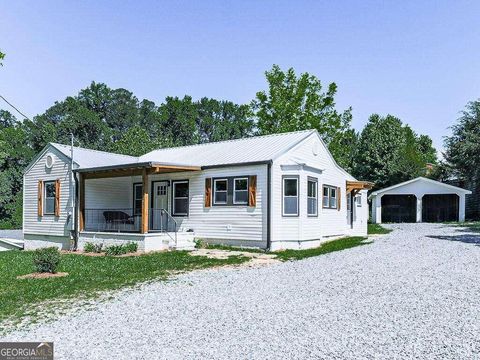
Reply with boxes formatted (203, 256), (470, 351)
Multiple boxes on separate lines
(453, 221), (480, 232)
(0, 250), (247, 323)
(368, 223), (392, 235)
(275, 236), (371, 261)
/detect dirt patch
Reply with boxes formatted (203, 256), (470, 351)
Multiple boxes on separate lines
(17, 272), (69, 280)
(190, 249), (280, 267)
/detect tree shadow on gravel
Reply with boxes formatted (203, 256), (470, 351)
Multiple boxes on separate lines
(427, 234), (480, 246)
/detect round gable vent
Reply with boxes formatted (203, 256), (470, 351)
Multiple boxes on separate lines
(45, 154), (55, 169)
(312, 143), (320, 156)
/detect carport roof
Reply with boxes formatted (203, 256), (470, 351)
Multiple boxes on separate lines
(369, 177), (472, 198)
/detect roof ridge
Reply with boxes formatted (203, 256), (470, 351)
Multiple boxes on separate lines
(51, 143), (138, 159)
(144, 129), (316, 154)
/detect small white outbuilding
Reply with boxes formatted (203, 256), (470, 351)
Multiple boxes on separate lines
(370, 177), (472, 223)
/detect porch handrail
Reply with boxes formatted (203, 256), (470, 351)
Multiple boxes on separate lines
(162, 209), (178, 248)
(150, 208), (178, 246)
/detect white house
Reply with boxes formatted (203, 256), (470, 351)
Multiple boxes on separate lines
(23, 130), (372, 251)
(370, 177), (472, 223)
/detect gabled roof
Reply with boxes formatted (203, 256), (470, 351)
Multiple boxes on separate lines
(51, 143), (137, 169)
(370, 177), (472, 197)
(138, 130), (315, 167)
(30, 130), (330, 172)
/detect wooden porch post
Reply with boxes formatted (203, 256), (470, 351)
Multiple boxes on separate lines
(79, 174), (85, 231)
(141, 168), (149, 234)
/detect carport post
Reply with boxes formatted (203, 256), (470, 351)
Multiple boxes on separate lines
(375, 195), (383, 224)
(459, 195), (465, 222)
(416, 195), (423, 223)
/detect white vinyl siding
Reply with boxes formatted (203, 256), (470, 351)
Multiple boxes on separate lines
(23, 146), (72, 237)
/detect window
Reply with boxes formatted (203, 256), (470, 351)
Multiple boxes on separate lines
(322, 185), (337, 209)
(283, 177), (298, 216)
(307, 178), (318, 216)
(172, 181), (189, 216)
(133, 183), (143, 215)
(214, 179), (228, 205)
(347, 193), (351, 211)
(233, 178), (248, 204)
(44, 181), (56, 215)
(356, 193), (362, 207)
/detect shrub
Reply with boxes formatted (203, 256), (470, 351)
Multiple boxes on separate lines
(83, 242), (103, 253)
(33, 247), (61, 273)
(124, 242), (138, 253)
(194, 239), (208, 249)
(105, 244), (128, 256)
(105, 242), (139, 256)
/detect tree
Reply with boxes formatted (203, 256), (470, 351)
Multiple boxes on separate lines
(252, 65), (357, 170)
(110, 125), (173, 156)
(443, 100), (480, 180)
(0, 118), (35, 228)
(196, 98), (254, 143)
(158, 96), (199, 146)
(0, 50), (5, 66)
(353, 114), (437, 189)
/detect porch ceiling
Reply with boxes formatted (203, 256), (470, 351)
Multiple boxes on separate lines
(346, 180), (374, 193)
(76, 161), (201, 179)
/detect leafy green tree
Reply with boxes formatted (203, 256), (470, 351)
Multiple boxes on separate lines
(443, 100), (480, 180)
(354, 114), (436, 189)
(110, 125), (173, 156)
(0, 117), (35, 228)
(158, 96), (199, 146)
(196, 98), (254, 143)
(252, 65), (356, 170)
(0, 50), (5, 66)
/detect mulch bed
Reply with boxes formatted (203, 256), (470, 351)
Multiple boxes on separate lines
(61, 250), (148, 257)
(17, 272), (69, 280)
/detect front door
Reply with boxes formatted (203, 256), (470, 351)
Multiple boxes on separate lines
(152, 181), (169, 230)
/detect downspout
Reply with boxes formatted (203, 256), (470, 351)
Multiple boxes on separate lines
(73, 171), (79, 250)
(266, 161), (272, 251)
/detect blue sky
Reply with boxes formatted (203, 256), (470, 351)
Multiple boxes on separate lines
(1, 1), (479, 153)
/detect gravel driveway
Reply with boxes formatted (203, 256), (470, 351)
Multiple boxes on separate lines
(3, 223), (480, 359)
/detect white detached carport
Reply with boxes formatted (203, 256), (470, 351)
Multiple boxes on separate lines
(370, 177), (471, 223)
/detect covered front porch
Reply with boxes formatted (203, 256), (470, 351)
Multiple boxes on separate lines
(76, 161), (201, 250)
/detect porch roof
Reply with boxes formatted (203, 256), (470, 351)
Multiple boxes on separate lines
(74, 161), (201, 179)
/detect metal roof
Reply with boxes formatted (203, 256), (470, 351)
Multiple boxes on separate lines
(51, 143), (138, 169)
(139, 130), (315, 167)
(369, 177), (472, 197)
(49, 130), (317, 170)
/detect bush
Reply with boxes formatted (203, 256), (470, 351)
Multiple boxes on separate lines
(33, 247), (61, 273)
(83, 242), (103, 253)
(124, 242), (138, 253)
(105, 242), (139, 256)
(105, 244), (128, 256)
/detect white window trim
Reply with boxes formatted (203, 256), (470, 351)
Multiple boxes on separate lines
(282, 177), (299, 217)
(44, 180), (56, 215)
(356, 193), (362, 207)
(213, 178), (228, 205)
(322, 185), (337, 209)
(307, 178), (318, 216)
(172, 180), (189, 216)
(233, 177), (248, 205)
